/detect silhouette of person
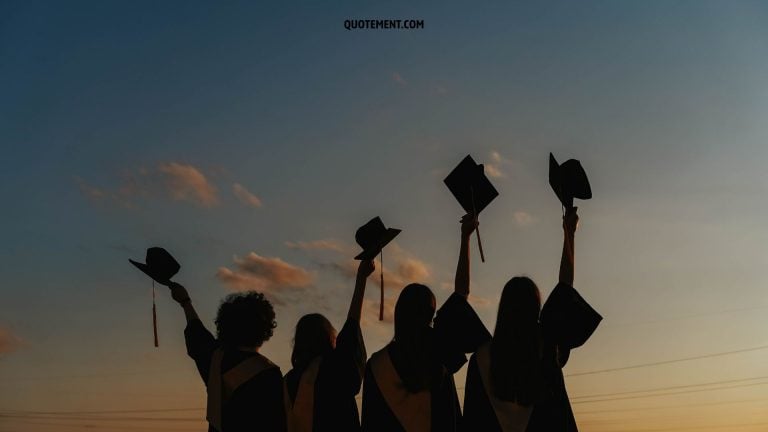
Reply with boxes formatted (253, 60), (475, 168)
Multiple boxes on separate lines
(168, 283), (287, 432)
(283, 259), (374, 431)
(360, 217), (491, 432)
(460, 207), (602, 432)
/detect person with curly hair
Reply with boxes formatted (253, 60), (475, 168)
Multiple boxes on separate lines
(168, 283), (286, 432)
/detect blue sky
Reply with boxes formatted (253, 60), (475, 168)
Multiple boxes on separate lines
(2, 1), (768, 431)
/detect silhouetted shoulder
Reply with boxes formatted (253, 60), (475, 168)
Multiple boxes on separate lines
(434, 293), (492, 373)
(540, 283), (602, 351)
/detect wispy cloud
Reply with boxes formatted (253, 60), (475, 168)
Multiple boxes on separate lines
(75, 176), (106, 201)
(513, 211), (535, 226)
(314, 242), (431, 290)
(285, 239), (344, 253)
(159, 162), (219, 207)
(486, 150), (513, 178)
(432, 85), (448, 95)
(362, 297), (395, 325)
(74, 170), (148, 208)
(76, 162), (263, 209)
(392, 72), (407, 86)
(232, 183), (262, 208)
(0, 326), (22, 357)
(216, 253), (314, 303)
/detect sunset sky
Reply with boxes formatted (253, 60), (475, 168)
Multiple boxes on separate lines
(3, 1), (768, 431)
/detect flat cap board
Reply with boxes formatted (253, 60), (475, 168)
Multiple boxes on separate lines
(444, 155), (499, 215)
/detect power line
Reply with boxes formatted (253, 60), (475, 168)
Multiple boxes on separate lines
(573, 396), (768, 414)
(593, 421), (768, 432)
(572, 380), (768, 404)
(570, 375), (768, 400)
(566, 344), (768, 377)
(0, 408), (203, 415)
(0, 413), (201, 422)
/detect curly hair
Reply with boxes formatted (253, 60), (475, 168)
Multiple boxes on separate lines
(215, 291), (277, 349)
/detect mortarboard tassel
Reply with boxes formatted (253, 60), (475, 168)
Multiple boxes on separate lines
(379, 249), (384, 321)
(152, 281), (159, 348)
(470, 187), (486, 263)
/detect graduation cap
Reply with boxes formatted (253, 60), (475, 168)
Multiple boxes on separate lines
(355, 217), (401, 321)
(548, 153), (592, 211)
(444, 155), (499, 262)
(129, 247), (181, 347)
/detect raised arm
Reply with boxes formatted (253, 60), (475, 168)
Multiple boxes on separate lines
(168, 282), (200, 323)
(559, 207), (579, 286)
(348, 259), (375, 322)
(455, 214), (478, 298)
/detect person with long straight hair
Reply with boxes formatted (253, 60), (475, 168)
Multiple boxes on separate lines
(360, 216), (491, 432)
(283, 259), (375, 432)
(461, 207), (602, 432)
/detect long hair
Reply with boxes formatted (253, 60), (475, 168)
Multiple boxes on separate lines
(291, 313), (336, 370)
(490, 277), (542, 405)
(392, 283), (438, 393)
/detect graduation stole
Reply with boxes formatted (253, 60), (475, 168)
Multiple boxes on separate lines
(285, 356), (322, 432)
(369, 347), (431, 432)
(475, 343), (533, 432)
(206, 348), (277, 432)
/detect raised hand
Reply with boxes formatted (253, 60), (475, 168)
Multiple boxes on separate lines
(460, 213), (479, 238)
(357, 259), (376, 279)
(168, 282), (191, 305)
(563, 206), (579, 234)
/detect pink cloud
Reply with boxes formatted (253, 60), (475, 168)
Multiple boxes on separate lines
(513, 211), (535, 226)
(216, 253), (314, 303)
(232, 183), (262, 208)
(285, 240), (344, 253)
(75, 177), (106, 201)
(392, 72), (407, 85)
(159, 162), (219, 207)
(361, 297), (395, 325)
(397, 258), (431, 283)
(0, 326), (22, 357)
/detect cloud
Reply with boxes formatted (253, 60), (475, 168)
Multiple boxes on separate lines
(486, 150), (511, 178)
(397, 258), (431, 282)
(513, 211), (535, 226)
(432, 85), (448, 95)
(0, 327), (22, 357)
(392, 72), (407, 85)
(319, 245), (431, 291)
(232, 183), (262, 208)
(285, 240), (344, 253)
(75, 172), (146, 208)
(75, 177), (106, 201)
(362, 297), (395, 325)
(216, 253), (314, 303)
(159, 162), (219, 207)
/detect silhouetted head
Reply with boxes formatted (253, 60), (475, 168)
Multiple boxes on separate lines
(215, 291), (276, 350)
(490, 277), (542, 404)
(496, 277), (541, 328)
(394, 283), (436, 342)
(291, 313), (337, 369)
(392, 283), (438, 392)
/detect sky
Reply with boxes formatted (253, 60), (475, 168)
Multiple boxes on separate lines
(2, 1), (768, 431)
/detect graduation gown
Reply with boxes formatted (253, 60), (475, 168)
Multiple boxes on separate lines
(185, 319), (287, 432)
(361, 293), (491, 432)
(461, 283), (602, 432)
(284, 317), (367, 432)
